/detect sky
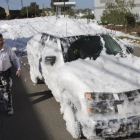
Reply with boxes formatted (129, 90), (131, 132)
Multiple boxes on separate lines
(0, 0), (94, 10)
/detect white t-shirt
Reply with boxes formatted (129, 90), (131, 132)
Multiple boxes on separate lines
(0, 46), (20, 71)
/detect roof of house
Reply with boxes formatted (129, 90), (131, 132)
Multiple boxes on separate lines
(53, 2), (76, 7)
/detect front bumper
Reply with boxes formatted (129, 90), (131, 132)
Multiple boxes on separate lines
(95, 115), (140, 138)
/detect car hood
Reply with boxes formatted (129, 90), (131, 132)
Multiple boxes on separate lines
(60, 50), (140, 93)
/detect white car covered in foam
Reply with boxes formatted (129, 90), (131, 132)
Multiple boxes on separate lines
(27, 32), (140, 139)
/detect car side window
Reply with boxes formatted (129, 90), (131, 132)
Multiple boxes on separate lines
(67, 36), (103, 62)
(102, 35), (122, 55)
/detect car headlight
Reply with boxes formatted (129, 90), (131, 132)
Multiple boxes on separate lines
(85, 93), (98, 100)
(85, 92), (115, 115)
(90, 105), (115, 114)
(85, 92), (114, 101)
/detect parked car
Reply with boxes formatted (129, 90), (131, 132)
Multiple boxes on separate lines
(27, 33), (140, 139)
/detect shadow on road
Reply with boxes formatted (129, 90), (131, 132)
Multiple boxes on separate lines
(28, 90), (53, 105)
(0, 65), (54, 140)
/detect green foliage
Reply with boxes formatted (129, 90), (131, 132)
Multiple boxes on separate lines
(65, 9), (75, 17)
(137, 32), (140, 37)
(65, 8), (95, 19)
(20, 3), (40, 17)
(41, 7), (54, 16)
(125, 12), (136, 26)
(81, 14), (95, 19)
(0, 7), (6, 19)
(20, 7), (27, 17)
(75, 9), (80, 15)
(81, 9), (95, 19)
(40, 13), (46, 17)
(137, 21), (140, 25)
(101, 0), (136, 26)
(119, 36), (140, 44)
(81, 9), (88, 14)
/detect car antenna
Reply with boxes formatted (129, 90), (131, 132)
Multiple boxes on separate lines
(66, 22), (67, 37)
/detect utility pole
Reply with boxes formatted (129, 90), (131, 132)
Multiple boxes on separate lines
(5, 0), (10, 18)
(64, 0), (65, 17)
(26, 6), (28, 18)
(35, 4), (36, 17)
(93, 0), (95, 19)
(21, 0), (23, 8)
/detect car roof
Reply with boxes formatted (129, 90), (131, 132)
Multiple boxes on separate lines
(42, 32), (109, 40)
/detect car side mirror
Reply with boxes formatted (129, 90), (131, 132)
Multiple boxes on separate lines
(126, 46), (134, 54)
(45, 56), (56, 66)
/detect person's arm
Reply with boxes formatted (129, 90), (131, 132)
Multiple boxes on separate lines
(8, 47), (21, 77)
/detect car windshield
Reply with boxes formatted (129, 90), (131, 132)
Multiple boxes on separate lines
(63, 35), (122, 62)
(67, 36), (103, 62)
(102, 35), (122, 55)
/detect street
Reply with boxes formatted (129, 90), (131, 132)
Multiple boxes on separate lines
(133, 47), (140, 57)
(0, 57), (78, 140)
(0, 56), (140, 140)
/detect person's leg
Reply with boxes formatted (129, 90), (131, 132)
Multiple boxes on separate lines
(0, 78), (4, 103)
(1, 74), (13, 115)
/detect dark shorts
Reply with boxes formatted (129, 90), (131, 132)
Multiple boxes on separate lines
(0, 68), (11, 78)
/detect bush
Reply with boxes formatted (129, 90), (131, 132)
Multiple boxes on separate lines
(65, 9), (75, 18)
(40, 13), (46, 17)
(137, 32), (140, 37)
(125, 12), (136, 27)
(101, 0), (136, 26)
(137, 22), (140, 25)
(0, 7), (6, 19)
(81, 14), (95, 19)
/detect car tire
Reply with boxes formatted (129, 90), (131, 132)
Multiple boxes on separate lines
(36, 77), (44, 84)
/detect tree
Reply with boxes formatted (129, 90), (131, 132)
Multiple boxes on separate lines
(41, 7), (54, 16)
(101, 0), (136, 31)
(20, 7), (27, 17)
(20, 2), (40, 17)
(0, 7), (6, 19)
(81, 9), (95, 19)
(65, 8), (75, 17)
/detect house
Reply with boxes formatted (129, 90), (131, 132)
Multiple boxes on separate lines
(5, 9), (21, 19)
(53, 2), (76, 15)
(94, 0), (140, 21)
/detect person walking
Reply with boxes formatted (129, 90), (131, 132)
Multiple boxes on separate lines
(0, 34), (21, 115)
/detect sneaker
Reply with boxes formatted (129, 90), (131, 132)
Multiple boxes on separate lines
(7, 109), (14, 116)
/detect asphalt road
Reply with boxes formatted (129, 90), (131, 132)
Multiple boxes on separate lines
(0, 56), (140, 140)
(133, 47), (140, 57)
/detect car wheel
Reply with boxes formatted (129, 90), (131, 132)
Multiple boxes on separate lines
(36, 77), (44, 84)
